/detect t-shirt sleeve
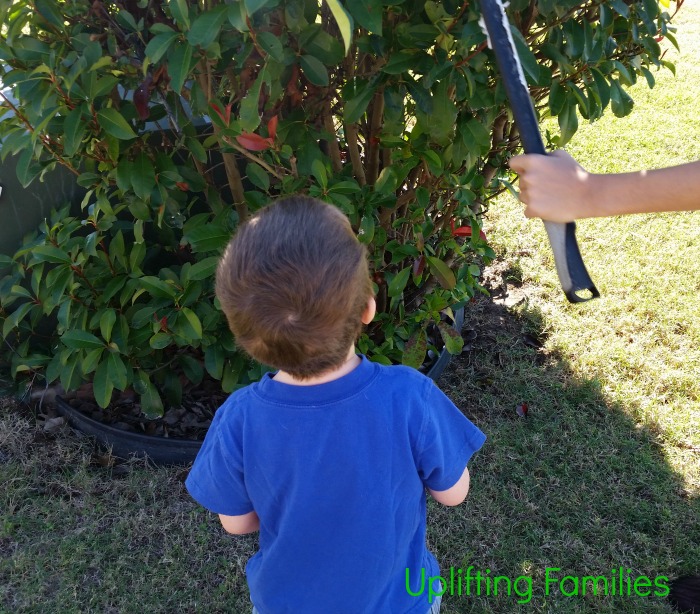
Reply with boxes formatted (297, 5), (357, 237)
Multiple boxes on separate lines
(415, 379), (487, 492)
(185, 408), (254, 516)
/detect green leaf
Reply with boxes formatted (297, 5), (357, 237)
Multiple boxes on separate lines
(140, 276), (177, 299)
(149, 332), (172, 349)
(60, 357), (82, 392)
(609, 0), (629, 18)
(388, 267), (411, 297)
(135, 371), (164, 418)
(438, 321), (464, 354)
(244, 0), (274, 17)
(239, 70), (265, 132)
(324, 0), (354, 54)
(35, 0), (65, 28)
(246, 162), (271, 191)
(180, 354), (204, 385)
(93, 358), (114, 408)
(97, 108), (137, 140)
(185, 225), (231, 253)
(2, 302), (34, 339)
(300, 55), (329, 87)
(257, 31), (286, 62)
(62, 330), (105, 350)
(100, 310), (117, 342)
(346, 0), (382, 34)
(358, 214), (375, 244)
(82, 347), (103, 375)
(30, 245), (71, 264)
(145, 32), (180, 63)
(610, 79), (634, 118)
(205, 344), (225, 379)
(343, 81), (377, 124)
(63, 106), (86, 157)
(557, 99), (578, 146)
(427, 256), (456, 290)
(131, 153), (156, 201)
(177, 307), (203, 340)
(108, 352), (128, 391)
(188, 256), (219, 281)
(168, 42), (194, 95)
(168, 0), (190, 29)
(402, 328), (427, 369)
(187, 6), (228, 48)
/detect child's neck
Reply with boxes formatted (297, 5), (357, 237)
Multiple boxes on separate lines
(273, 346), (360, 386)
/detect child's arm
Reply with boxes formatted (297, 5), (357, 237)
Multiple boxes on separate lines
(428, 466), (470, 506)
(218, 510), (260, 534)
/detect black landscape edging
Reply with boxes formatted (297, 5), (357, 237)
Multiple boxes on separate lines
(55, 307), (465, 465)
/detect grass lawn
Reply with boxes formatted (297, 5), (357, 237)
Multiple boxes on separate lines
(2, 3), (699, 613)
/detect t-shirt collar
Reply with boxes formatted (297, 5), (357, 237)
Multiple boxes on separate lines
(254, 354), (377, 406)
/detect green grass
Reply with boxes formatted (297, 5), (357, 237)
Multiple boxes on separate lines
(2, 4), (700, 614)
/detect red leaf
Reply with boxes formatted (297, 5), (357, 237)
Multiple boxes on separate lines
(209, 102), (228, 126)
(450, 219), (487, 241)
(516, 402), (528, 418)
(267, 115), (278, 140)
(159, 316), (168, 332)
(236, 133), (273, 151)
(175, 182), (190, 191)
(224, 103), (233, 125)
(413, 255), (425, 277)
(134, 75), (153, 121)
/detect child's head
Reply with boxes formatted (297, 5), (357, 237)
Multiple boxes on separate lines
(216, 195), (373, 380)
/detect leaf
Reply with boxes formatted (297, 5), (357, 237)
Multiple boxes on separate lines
(239, 71), (265, 132)
(30, 245), (71, 264)
(140, 276), (177, 299)
(60, 357), (82, 392)
(438, 321), (464, 354)
(246, 162), (270, 191)
(93, 359), (114, 408)
(168, 42), (194, 95)
(35, 0), (65, 28)
(63, 106), (86, 157)
(426, 256), (456, 290)
(189, 256), (219, 281)
(244, 0), (274, 16)
(300, 55), (329, 87)
(135, 371), (164, 418)
(358, 214), (374, 244)
(311, 158), (327, 188)
(402, 328), (428, 369)
(145, 32), (179, 63)
(187, 6), (228, 48)
(108, 352), (128, 391)
(2, 303), (34, 339)
(257, 31), (285, 62)
(168, 0), (190, 29)
(346, 0), (382, 34)
(62, 330), (105, 350)
(610, 79), (634, 118)
(343, 81), (377, 124)
(236, 132), (273, 151)
(185, 225), (231, 253)
(177, 307), (203, 340)
(179, 354), (204, 385)
(100, 310), (117, 342)
(388, 267), (411, 297)
(557, 99), (578, 146)
(131, 153), (156, 201)
(149, 332), (172, 349)
(205, 344), (225, 379)
(97, 108), (137, 140)
(324, 0), (354, 54)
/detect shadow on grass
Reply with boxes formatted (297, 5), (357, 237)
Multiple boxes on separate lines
(429, 282), (699, 613)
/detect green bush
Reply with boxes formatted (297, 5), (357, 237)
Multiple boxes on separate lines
(0, 0), (680, 416)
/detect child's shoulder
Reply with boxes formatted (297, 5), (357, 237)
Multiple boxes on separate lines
(369, 360), (435, 394)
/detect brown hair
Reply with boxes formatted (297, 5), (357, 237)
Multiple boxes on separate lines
(215, 195), (373, 379)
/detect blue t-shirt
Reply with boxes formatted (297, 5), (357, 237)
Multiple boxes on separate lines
(186, 355), (486, 614)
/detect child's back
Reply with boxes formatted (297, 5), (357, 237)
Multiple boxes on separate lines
(185, 196), (485, 613)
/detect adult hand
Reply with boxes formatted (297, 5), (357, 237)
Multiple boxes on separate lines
(509, 150), (592, 223)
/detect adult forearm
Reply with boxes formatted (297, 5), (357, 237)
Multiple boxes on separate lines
(591, 161), (700, 218)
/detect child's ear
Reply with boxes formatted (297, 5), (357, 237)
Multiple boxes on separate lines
(361, 297), (376, 324)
